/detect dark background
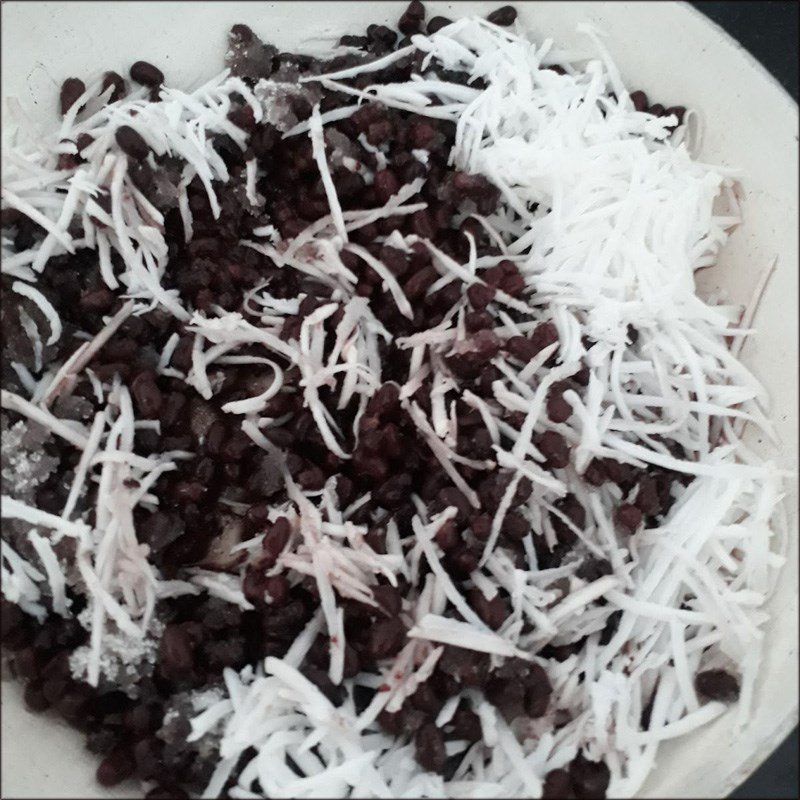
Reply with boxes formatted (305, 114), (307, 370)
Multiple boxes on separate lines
(685, 6), (798, 799)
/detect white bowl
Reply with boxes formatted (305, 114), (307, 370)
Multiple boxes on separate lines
(2, 2), (797, 797)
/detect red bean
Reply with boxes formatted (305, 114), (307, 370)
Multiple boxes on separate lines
(434, 519), (460, 551)
(634, 475), (661, 516)
(372, 584), (403, 617)
(261, 517), (292, 567)
(410, 119), (436, 148)
(427, 16), (452, 34)
(130, 60), (164, 87)
(487, 5), (518, 26)
(505, 335), (538, 362)
(569, 752), (610, 800)
(145, 786), (189, 800)
(24, 679), (51, 712)
(449, 705), (482, 741)
(115, 125), (150, 161)
(543, 769), (574, 799)
(102, 71), (127, 102)
(365, 617), (406, 660)
(133, 736), (165, 780)
(614, 503), (642, 534)
(546, 383), (572, 422)
(695, 669), (739, 702)
(131, 372), (163, 418)
(373, 169), (400, 203)
(501, 511), (529, 541)
(665, 105), (686, 128)
(60, 78), (85, 115)
(79, 287), (115, 313)
(536, 430), (570, 469)
(629, 90), (648, 112)
(367, 119), (393, 146)
(123, 701), (164, 735)
(466, 282), (496, 310)
(415, 722), (446, 773)
(399, 1), (426, 35)
(158, 624), (194, 678)
(96, 747), (136, 787)
(468, 589), (506, 629)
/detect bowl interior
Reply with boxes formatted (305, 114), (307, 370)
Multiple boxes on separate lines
(1, 2), (797, 798)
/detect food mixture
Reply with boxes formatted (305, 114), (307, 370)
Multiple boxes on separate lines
(0, 3), (787, 798)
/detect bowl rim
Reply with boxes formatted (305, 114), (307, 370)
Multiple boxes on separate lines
(0, 2), (797, 798)
(670, 5), (799, 793)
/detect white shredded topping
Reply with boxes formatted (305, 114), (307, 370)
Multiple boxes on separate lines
(0, 12), (789, 800)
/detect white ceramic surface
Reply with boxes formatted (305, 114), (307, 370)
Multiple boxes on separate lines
(1, 2), (797, 798)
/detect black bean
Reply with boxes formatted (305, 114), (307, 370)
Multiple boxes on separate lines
(130, 60), (164, 87)
(115, 125), (150, 161)
(695, 669), (739, 702)
(60, 78), (85, 115)
(649, 103), (666, 117)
